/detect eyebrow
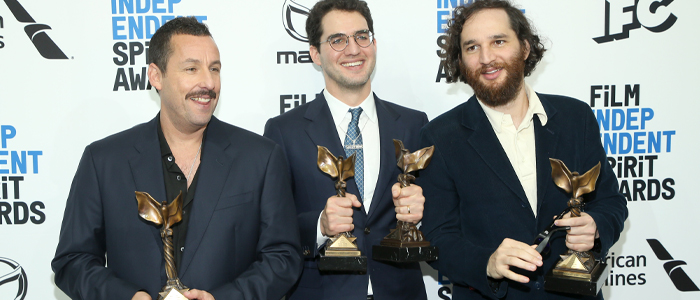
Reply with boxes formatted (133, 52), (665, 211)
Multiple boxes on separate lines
(462, 33), (509, 47)
(182, 58), (221, 66)
(327, 29), (370, 37)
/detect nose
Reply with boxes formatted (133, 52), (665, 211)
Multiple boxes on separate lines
(479, 46), (495, 65)
(344, 36), (361, 55)
(199, 68), (218, 91)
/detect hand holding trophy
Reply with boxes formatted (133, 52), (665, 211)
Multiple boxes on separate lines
(317, 146), (367, 272)
(540, 158), (610, 296)
(135, 191), (189, 300)
(372, 140), (438, 262)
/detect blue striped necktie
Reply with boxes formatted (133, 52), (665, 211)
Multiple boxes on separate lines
(344, 107), (364, 200)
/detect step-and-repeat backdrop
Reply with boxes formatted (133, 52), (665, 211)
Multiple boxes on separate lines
(1, 0), (698, 299)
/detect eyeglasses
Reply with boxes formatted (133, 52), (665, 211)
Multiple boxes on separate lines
(324, 30), (374, 52)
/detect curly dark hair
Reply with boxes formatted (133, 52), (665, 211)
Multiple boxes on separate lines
(148, 16), (212, 73)
(306, 0), (374, 53)
(444, 0), (546, 83)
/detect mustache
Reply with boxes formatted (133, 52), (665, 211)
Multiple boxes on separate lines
(478, 62), (505, 74)
(185, 89), (217, 100)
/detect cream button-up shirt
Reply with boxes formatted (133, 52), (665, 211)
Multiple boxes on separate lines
(477, 84), (548, 216)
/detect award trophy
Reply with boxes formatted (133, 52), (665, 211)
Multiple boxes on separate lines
(316, 146), (367, 272)
(135, 191), (189, 300)
(542, 158), (610, 296)
(372, 140), (438, 263)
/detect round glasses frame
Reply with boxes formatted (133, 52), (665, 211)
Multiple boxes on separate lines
(325, 30), (374, 52)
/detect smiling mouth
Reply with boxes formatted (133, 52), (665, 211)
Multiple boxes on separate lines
(191, 97), (211, 104)
(484, 68), (502, 74)
(186, 89), (217, 104)
(342, 61), (364, 67)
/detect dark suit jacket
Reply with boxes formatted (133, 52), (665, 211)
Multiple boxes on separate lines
(52, 116), (302, 300)
(419, 94), (628, 300)
(264, 93), (429, 300)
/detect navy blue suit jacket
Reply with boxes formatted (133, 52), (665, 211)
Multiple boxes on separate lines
(52, 116), (302, 300)
(419, 94), (628, 300)
(264, 93), (429, 300)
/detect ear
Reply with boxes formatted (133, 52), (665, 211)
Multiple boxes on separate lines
(310, 45), (322, 66)
(522, 39), (531, 60)
(148, 63), (163, 91)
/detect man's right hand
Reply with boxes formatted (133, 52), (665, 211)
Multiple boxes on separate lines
(486, 238), (543, 283)
(132, 291), (152, 300)
(320, 194), (362, 236)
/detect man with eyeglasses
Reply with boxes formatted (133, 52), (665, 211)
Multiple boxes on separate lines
(264, 0), (429, 299)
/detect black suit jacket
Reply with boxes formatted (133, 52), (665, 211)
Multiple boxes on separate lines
(52, 116), (302, 300)
(419, 94), (628, 300)
(264, 92), (429, 300)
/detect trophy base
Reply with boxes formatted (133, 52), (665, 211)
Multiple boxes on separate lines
(158, 278), (189, 300)
(159, 287), (189, 300)
(372, 245), (438, 262)
(544, 262), (610, 296)
(318, 255), (367, 272)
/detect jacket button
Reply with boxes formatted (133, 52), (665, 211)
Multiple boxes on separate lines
(364, 227), (371, 234)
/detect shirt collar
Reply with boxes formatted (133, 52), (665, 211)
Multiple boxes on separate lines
(156, 113), (208, 158)
(477, 83), (547, 133)
(324, 89), (377, 126)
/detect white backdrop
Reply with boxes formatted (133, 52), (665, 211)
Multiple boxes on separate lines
(0, 0), (698, 299)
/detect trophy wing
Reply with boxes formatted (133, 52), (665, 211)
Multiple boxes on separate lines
(394, 139), (406, 170)
(549, 158), (573, 194)
(393, 139), (404, 160)
(317, 146), (339, 178)
(573, 162), (601, 199)
(164, 191), (184, 228)
(405, 146), (435, 173)
(135, 191), (164, 225)
(340, 154), (356, 181)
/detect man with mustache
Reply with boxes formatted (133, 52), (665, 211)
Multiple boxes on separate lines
(264, 0), (428, 299)
(419, 1), (627, 299)
(52, 17), (301, 300)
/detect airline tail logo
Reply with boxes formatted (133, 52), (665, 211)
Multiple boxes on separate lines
(647, 239), (700, 292)
(3, 0), (68, 59)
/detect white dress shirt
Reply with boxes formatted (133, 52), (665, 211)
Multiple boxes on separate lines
(477, 83), (548, 216)
(316, 89), (380, 295)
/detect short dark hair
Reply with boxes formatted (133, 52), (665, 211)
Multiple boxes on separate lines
(444, 0), (546, 83)
(306, 0), (374, 52)
(148, 16), (211, 73)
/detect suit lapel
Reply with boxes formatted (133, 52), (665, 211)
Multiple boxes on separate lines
(535, 95), (559, 216)
(304, 94), (346, 164)
(462, 97), (529, 204)
(303, 94), (363, 201)
(367, 95), (400, 220)
(179, 117), (233, 277)
(129, 117), (167, 255)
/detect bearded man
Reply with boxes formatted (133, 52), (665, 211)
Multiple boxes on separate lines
(418, 1), (628, 299)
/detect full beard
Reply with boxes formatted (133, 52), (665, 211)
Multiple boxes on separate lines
(464, 50), (526, 107)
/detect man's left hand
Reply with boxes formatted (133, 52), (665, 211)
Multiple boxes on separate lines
(555, 212), (599, 252)
(183, 289), (215, 300)
(392, 182), (425, 224)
